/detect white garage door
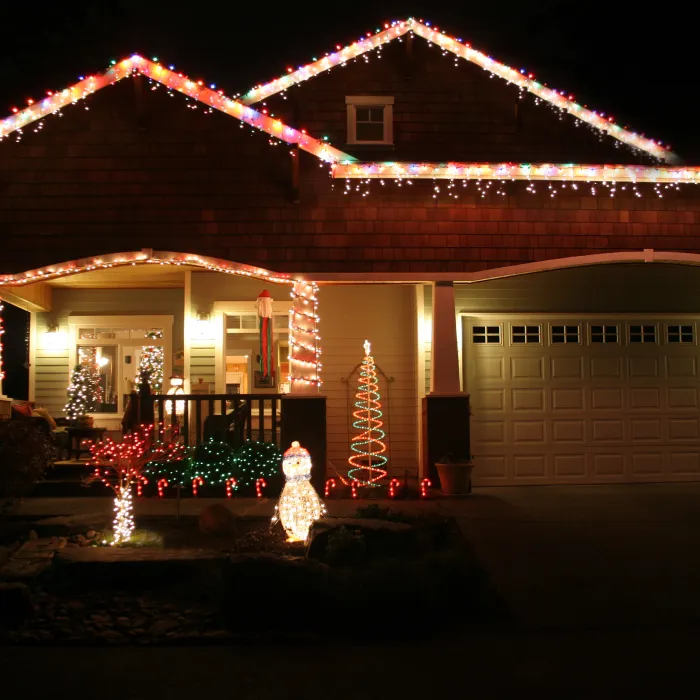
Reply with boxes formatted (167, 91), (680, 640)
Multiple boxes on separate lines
(465, 315), (700, 486)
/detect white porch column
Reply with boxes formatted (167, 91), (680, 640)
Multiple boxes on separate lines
(429, 281), (462, 395)
(289, 279), (322, 394)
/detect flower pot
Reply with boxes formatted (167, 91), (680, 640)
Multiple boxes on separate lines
(435, 461), (474, 496)
(77, 416), (94, 428)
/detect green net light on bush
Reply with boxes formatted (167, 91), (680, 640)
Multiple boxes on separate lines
(232, 441), (283, 487)
(189, 439), (236, 485)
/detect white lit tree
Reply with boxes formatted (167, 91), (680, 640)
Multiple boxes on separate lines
(134, 331), (164, 393)
(65, 364), (98, 420)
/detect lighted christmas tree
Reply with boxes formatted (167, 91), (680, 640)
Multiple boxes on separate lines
(348, 340), (388, 487)
(65, 364), (98, 419)
(135, 331), (164, 393)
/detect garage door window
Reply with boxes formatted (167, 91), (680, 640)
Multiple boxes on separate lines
(590, 325), (618, 344)
(472, 325), (501, 344)
(511, 325), (540, 344)
(666, 324), (694, 344)
(551, 325), (579, 344)
(629, 325), (656, 343)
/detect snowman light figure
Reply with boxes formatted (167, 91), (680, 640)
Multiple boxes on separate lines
(273, 441), (326, 542)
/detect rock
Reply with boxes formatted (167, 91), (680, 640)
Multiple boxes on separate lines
(28, 531), (38, 540)
(99, 630), (125, 644)
(198, 504), (237, 536)
(33, 513), (108, 538)
(0, 582), (32, 627)
(86, 530), (96, 539)
(65, 600), (85, 614)
(222, 554), (329, 630)
(306, 518), (416, 564)
(0, 545), (13, 569)
(149, 618), (180, 636)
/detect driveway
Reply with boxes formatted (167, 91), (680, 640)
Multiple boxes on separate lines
(443, 483), (700, 630)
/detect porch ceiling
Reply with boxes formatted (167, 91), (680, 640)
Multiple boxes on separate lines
(47, 264), (186, 289)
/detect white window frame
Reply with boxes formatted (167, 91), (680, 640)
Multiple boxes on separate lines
(68, 314), (173, 417)
(346, 96), (394, 145)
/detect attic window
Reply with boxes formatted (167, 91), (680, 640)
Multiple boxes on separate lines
(346, 96), (394, 145)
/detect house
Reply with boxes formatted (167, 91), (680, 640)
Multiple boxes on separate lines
(2, 18), (700, 487)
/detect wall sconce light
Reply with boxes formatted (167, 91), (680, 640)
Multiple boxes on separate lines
(46, 322), (59, 334)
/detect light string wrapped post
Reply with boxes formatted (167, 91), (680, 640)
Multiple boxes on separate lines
(347, 340), (389, 487)
(86, 426), (187, 545)
(0, 299), (4, 386)
(288, 280), (322, 391)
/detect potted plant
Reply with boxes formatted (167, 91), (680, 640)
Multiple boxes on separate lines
(435, 452), (474, 496)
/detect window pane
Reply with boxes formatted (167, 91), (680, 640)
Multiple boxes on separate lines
(368, 108), (385, 122)
(355, 107), (370, 121)
(241, 315), (258, 330)
(226, 315), (241, 330)
(78, 328), (96, 340)
(74, 345), (118, 414)
(356, 122), (385, 142)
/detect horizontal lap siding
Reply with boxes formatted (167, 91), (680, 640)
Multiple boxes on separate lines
(189, 345), (215, 386)
(320, 284), (418, 477)
(33, 288), (184, 416)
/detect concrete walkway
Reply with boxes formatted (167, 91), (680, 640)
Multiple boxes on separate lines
(12, 483), (700, 631)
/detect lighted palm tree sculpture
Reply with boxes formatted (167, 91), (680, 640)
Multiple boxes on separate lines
(348, 340), (388, 487)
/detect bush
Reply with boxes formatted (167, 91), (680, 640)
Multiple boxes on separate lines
(232, 441), (282, 489)
(0, 421), (53, 499)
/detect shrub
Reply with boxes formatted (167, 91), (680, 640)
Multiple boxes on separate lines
(232, 441), (282, 488)
(0, 421), (53, 499)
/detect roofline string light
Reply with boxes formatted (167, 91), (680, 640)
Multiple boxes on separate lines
(241, 17), (677, 164)
(0, 55), (355, 163)
(331, 162), (700, 184)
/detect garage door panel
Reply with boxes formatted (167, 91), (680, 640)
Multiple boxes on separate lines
(553, 419), (585, 442)
(552, 388), (584, 410)
(591, 357), (622, 378)
(593, 453), (626, 477)
(668, 387), (698, 409)
(666, 356), (697, 378)
(473, 356), (504, 379)
(551, 357), (584, 379)
(629, 356), (660, 378)
(631, 418), (662, 441)
(632, 453), (664, 476)
(669, 452), (700, 475)
(510, 357), (543, 380)
(668, 418), (699, 440)
(513, 454), (547, 478)
(513, 420), (546, 444)
(553, 454), (586, 478)
(512, 388), (544, 411)
(591, 387), (624, 410)
(466, 316), (700, 486)
(592, 419), (624, 442)
(629, 387), (661, 409)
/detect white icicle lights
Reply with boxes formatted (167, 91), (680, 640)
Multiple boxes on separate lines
(273, 441), (326, 542)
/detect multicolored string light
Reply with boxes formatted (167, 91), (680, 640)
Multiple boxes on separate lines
(348, 340), (388, 487)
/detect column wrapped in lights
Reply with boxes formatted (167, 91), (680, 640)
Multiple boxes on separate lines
(288, 279), (322, 391)
(0, 298), (4, 386)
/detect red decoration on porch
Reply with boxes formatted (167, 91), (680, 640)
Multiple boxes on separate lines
(192, 476), (204, 497)
(420, 478), (431, 499)
(157, 478), (169, 498)
(256, 477), (267, 498)
(226, 477), (238, 498)
(257, 289), (274, 380)
(388, 478), (401, 499)
(324, 478), (336, 498)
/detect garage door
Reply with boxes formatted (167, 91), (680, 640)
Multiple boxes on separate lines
(465, 315), (700, 486)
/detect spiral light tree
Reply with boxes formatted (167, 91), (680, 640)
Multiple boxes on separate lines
(86, 427), (187, 545)
(348, 340), (388, 487)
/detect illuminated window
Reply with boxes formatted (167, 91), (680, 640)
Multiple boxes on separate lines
(590, 325), (618, 344)
(666, 324), (694, 344)
(551, 325), (579, 344)
(472, 326), (501, 344)
(629, 324), (656, 343)
(346, 96), (394, 145)
(511, 325), (540, 344)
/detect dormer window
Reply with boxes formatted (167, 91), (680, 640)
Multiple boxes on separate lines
(346, 96), (394, 145)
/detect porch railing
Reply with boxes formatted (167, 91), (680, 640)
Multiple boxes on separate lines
(146, 393), (282, 448)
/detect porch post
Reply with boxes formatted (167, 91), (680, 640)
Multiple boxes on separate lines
(422, 282), (470, 485)
(283, 279), (326, 490)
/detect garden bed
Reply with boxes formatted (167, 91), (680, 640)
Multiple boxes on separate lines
(0, 507), (512, 645)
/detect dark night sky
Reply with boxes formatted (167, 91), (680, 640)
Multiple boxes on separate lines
(0, 1), (698, 160)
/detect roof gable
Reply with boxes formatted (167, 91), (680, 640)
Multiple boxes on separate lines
(0, 55), (355, 163)
(242, 18), (677, 164)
